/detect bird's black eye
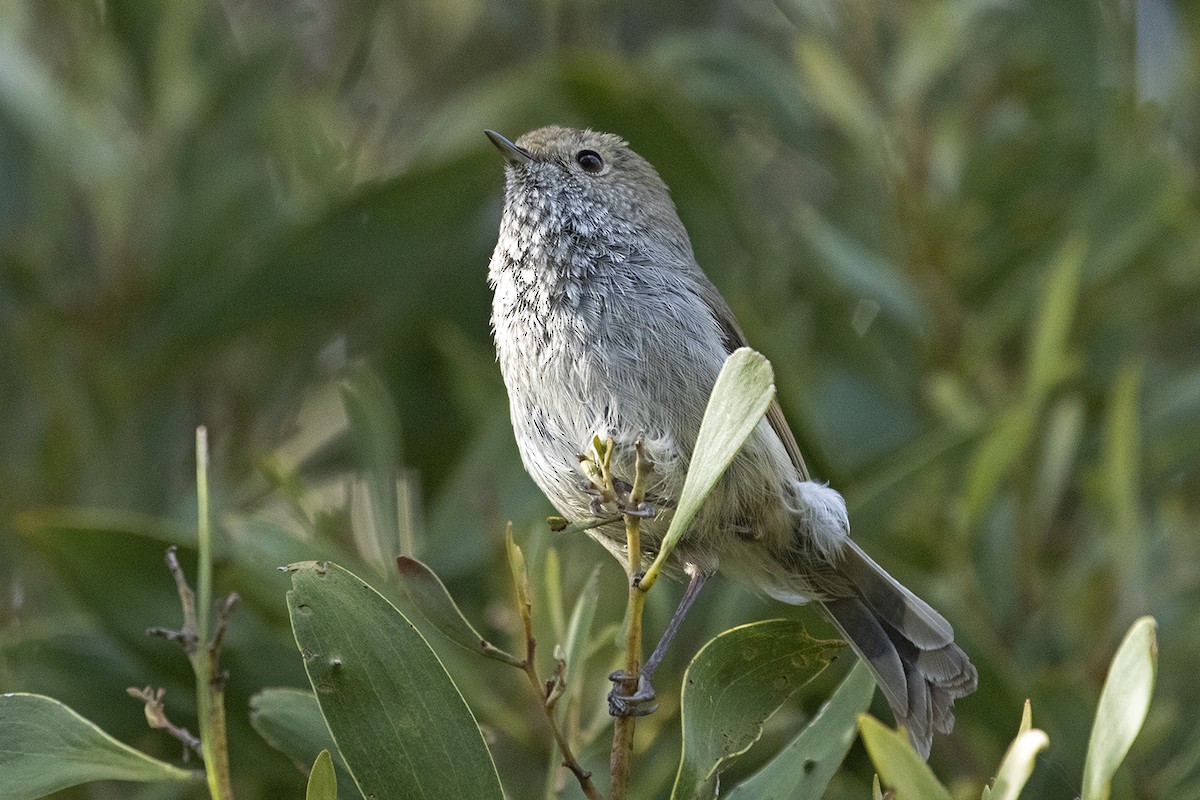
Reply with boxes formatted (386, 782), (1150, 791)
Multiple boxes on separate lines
(575, 149), (604, 174)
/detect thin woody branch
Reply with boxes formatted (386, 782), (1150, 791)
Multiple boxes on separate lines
(127, 686), (203, 760)
(506, 526), (604, 800)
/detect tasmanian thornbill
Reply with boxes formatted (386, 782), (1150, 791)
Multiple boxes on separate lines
(485, 126), (976, 758)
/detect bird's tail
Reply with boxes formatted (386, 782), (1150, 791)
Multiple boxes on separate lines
(818, 540), (977, 758)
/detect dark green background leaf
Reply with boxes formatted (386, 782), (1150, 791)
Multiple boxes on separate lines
(249, 688), (359, 800)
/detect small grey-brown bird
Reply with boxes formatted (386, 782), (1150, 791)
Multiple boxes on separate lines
(485, 125), (976, 758)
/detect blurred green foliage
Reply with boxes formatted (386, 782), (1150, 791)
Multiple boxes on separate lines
(1, 0), (1198, 798)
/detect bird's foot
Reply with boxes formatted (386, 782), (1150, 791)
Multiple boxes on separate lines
(607, 669), (658, 717)
(578, 477), (655, 519)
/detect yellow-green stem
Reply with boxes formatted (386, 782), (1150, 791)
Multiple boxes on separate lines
(194, 427), (233, 800)
(610, 440), (650, 800)
(609, 517), (644, 800)
(196, 427), (211, 656)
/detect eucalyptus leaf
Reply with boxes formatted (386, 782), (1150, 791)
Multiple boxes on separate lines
(0, 693), (196, 800)
(670, 620), (842, 800)
(543, 563), (602, 798)
(795, 207), (927, 331)
(285, 561), (504, 800)
(1026, 235), (1085, 402)
(1018, 699), (1033, 737)
(1081, 616), (1158, 800)
(795, 38), (885, 157)
(725, 658), (876, 800)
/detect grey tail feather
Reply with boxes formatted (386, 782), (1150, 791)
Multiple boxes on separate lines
(820, 543), (977, 759)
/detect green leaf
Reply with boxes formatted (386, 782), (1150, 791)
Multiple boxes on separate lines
(858, 714), (953, 800)
(795, 208), (927, 332)
(1026, 235), (1086, 403)
(506, 526), (534, 636)
(15, 510), (209, 654)
(795, 38), (885, 157)
(560, 564), (602, 706)
(0, 693), (196, 800)
(989, 729), (1050, 800)
(307, 750), (337, 800)
(1081, 616), (1158, 800)
(395, 555), (523, 666)
(249, 688), (358, 800)
(1104, 364), (1147, 611)
(670, 619), (842, 800)
(651, 348), (775, 581)
(285, 561), (504, 800)
(725, 658), (876, 800)
(1018, 699), (1033, 737)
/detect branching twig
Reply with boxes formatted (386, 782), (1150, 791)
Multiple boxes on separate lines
(146, 547), (200, 654)
(211, 592), (240, 663)
(127, 686), (203, 760)
(506, 527), (604, 800)
(519, 643), (603, 799)
(145, 428), (236, 800)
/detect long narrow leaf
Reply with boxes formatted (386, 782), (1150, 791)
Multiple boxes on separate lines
(1081, 616), (1158, 800)
(249, 688), (358, 800)
(989, 729), (1050, 800)
(647, 348), (775, 585)
(286, 561), (504, 799)
(544, 564), (602, 799)
(396, 555), (523, 665)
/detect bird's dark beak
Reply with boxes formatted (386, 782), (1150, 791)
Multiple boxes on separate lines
(485, 130), (533, 165)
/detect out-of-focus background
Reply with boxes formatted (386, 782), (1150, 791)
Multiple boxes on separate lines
(1, 0), (1198, 798)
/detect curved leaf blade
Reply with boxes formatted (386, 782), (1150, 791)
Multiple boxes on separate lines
(670, 619), (842, 800)
(395, 555), (523, 665)
(0, 693), (196, 800)
(286, 561), (504, 800)
(655, 348), (775, 571)
(725, 658), (876, 800)
(990, 729), (1050, 800)
(249, 688), (358, 800)
(1081, 616), (1157, 800)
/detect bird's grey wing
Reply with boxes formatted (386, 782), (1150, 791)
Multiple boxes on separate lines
(695, 277), (810, 481)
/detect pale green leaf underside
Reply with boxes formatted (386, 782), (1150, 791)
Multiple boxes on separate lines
(1081, 616), (1157, 800)
(658, 347), (775, 561)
